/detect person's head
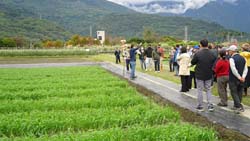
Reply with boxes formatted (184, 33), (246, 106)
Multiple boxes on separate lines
(176, 44), (180, 48)
(219, 49), (227, 60)
(210, 43), (215, 49)
(227, 45), (238, 56)
(131, 44), (134, 48)
(181, 46), (187, 53)
(242, 43), (250, 51)
(200, 39), (209, 48)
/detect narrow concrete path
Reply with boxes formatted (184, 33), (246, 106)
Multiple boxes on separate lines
(1, 62), (250, 137)
(101, 62), (250, 137)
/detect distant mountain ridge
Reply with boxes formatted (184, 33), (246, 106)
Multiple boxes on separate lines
(0, 0), (245, 41)
(113, 0), (250, 32)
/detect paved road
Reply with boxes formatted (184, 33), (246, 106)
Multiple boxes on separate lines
(1, 62), (250, 137)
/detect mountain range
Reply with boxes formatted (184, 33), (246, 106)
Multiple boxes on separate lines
(111, 0), (250, 32)
(0, 0), (246, 42)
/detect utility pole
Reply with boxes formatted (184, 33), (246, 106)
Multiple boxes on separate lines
(184, 26), (188, 43)
(227, 32), (230, 43)
(89, 26), (92, 37)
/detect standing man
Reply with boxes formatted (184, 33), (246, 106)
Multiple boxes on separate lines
(129, 44), (139, 80)
(173, 45), (180, 76)
(114, 48), (121, 64)
(145, 44), (154, 71)
(227, 45), (248, 113)
(191, 39), (216, 112)
(158, 44), (164, 71)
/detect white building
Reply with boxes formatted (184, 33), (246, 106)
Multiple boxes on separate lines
(97, 31), (105, 45)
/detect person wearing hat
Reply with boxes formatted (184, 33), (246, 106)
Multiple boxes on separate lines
(122, 45), (131, 72)
(188, 45), (199, 89)
(227, 45), (248, 113)
(240, 43), (250, 96)
(191, 39), (217, 112)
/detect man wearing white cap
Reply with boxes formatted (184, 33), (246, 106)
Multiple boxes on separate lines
(227, 45), (248, 114)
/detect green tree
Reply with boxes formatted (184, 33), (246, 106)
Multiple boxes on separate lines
(2, 38), (16, 47)
(0, 39), (4, 47)
(13, 37), (27, 48)
(70, 35), (81, 46)
(54, 40), (63, 48)
(143, 27), (158, 43)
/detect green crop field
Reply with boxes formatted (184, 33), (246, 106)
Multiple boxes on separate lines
(0, 66), (217, 140)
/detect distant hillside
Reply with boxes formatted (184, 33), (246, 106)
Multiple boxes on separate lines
(0, 0), (245, 41)
(4, 0), (135, 35)
(184, 0), (250, 32)
(0, 1), (72, 41)
(98, 13), (231, 41)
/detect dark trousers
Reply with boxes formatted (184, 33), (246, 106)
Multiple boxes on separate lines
(217, 76), (229, 105)
(180, 75), (189, 92)
(116, 56), (120, 64)
(188, 71), (196, 89)
(229, 80), (244, 108)
(126, 59), (130, 71)
(154, 59), (160, 71)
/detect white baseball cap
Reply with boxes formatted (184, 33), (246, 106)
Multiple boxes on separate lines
(227, 45), (238, 51)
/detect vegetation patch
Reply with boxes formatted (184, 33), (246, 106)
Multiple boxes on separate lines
(0, 66), (217, 140)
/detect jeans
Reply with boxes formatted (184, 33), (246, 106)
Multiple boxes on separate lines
(196, 79), (213, 107)
(169, 58), (174, 72)
(130, 61), (136, 79)
(115, 56), (120, 64)
(154, 59), (160, 71)
(173, 62), (179, 76)
(126, 59), (130, 71)
(140, 59), (146, 70)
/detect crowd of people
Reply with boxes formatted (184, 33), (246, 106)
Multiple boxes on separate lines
(114, 39), (250, 114)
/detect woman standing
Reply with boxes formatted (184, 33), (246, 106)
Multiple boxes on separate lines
(177, 47), (191, 92)
(214, 50), (229, 106)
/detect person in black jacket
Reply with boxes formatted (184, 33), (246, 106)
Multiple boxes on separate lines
(191, 39), (216, 112)
(114, 48), (121, 64)
(145, 45), (154, 71)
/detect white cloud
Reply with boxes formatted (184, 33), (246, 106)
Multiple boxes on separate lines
(107, 0), (238, 14)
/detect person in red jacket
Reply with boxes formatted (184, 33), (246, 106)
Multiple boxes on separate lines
(214, 50), (230, 106)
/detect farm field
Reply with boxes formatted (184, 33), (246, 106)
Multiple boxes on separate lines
(0, 54), (250, 106)
(0, 66), (217, 140)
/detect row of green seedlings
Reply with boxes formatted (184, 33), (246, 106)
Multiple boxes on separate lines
(1, 124), (217, 141)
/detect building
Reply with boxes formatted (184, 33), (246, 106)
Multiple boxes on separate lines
(97, 31), (105, 45)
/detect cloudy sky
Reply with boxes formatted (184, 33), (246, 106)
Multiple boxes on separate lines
(107, 0), (238, 14)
